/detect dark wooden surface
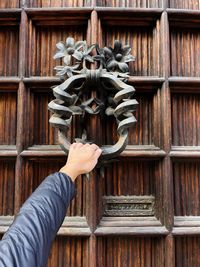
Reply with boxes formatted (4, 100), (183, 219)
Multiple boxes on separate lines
(0, 1), (200, 266)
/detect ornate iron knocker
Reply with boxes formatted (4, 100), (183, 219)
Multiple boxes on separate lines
(48, 37), (138, 160)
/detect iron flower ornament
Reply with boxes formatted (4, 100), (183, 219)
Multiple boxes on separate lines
(48, 37), (138, 160)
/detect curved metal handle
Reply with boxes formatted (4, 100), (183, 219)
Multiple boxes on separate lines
(48, 71), (138, 161)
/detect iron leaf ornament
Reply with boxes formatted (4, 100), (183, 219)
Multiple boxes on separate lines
(48, 37), (138, 160)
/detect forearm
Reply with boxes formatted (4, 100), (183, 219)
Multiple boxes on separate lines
(0, 172), (75, 267)
(0, 142), (101, 267)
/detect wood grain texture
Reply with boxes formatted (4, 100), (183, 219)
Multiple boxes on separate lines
(97, 0), (163, 7)
(0, 0), (19, 8)
(26, 88), (58, 146)
(170, 0), (200, 9)
(0, 160), (15, 215)
(0, 25), (19, 76)
(170, 28), (200, 76)
(27, 0), (91, 7)
(175, 237), (200, 267)
(20, 160), (87, 216)
(47, 237), (89, 267)
(0, 92), (17, 145)
(103, 159), (158, 196)
(28, 24), (86, 76)
(173, 161), (200, 216)
(102, 22), (160, 76)
(97, 237), (165, 267)
(171, 93), (200, 146)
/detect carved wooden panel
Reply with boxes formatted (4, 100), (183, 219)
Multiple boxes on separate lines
(131, 92), (154, 145)
(28, 23), (87, 76)
(0, 90), (17, 145)
(47, 237), (89, 267)
(0, 160), (15, 216)
(175, 237), (200, 267)
(173, 161), (200, 216)
(102, 22), (160, 76)
(0, 25), (19, 76)
(97, 237), (165, 267)
(27, 0), (91, 7)
(97, 0), (163, 8)
(172, 93), (200, 146)
(0, 0), (19, 8)
(170, 0), (200, 9)
(26, 87), (58, 146)
(104, 160), (158, 196)
(170, 28), (200, 77)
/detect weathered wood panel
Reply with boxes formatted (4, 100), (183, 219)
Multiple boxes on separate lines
(131, 92), (154, 145)
(28, 24), (87, 76)
(172, 93), (200, 146)
(0, 160), (15, 215)
(175, 237), (200, 267)
(170, 28), (200, 77)
(0, 91), (17, 145)
(0, 0), (19, 8)
(0, 26), (19, 76)
(47, 237), (89, 267)
(102, 23), (160, 76)
(26, 87), (58, 146)
(27, 0), (91, 7)
(104, 159), (159, 196)
(173, 161), (200, 216)
(97, 0), (163, 8)
(170, 0), (200, 9)
(97, 237), (165, 267)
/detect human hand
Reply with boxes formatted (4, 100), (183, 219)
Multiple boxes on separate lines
(59, 143), (102, 181)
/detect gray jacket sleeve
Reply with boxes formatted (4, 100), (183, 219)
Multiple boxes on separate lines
(0, 172), (75, 267)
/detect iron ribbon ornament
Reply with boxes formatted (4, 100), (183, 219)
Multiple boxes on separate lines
(48, 37), (138, 161)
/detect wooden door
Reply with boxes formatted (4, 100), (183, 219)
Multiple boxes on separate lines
(0, 1), (200, 266)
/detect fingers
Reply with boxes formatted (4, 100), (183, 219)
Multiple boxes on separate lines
(90, 144), (100, 150)
(70, 142), (84, 150)
(71, 142), (100, 150)
(94, 148), (102, 159)
(70, 143), (102, 159)
(76, 143), (85, 149)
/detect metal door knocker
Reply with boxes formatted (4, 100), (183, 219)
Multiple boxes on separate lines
(48, 37), (138, 160)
